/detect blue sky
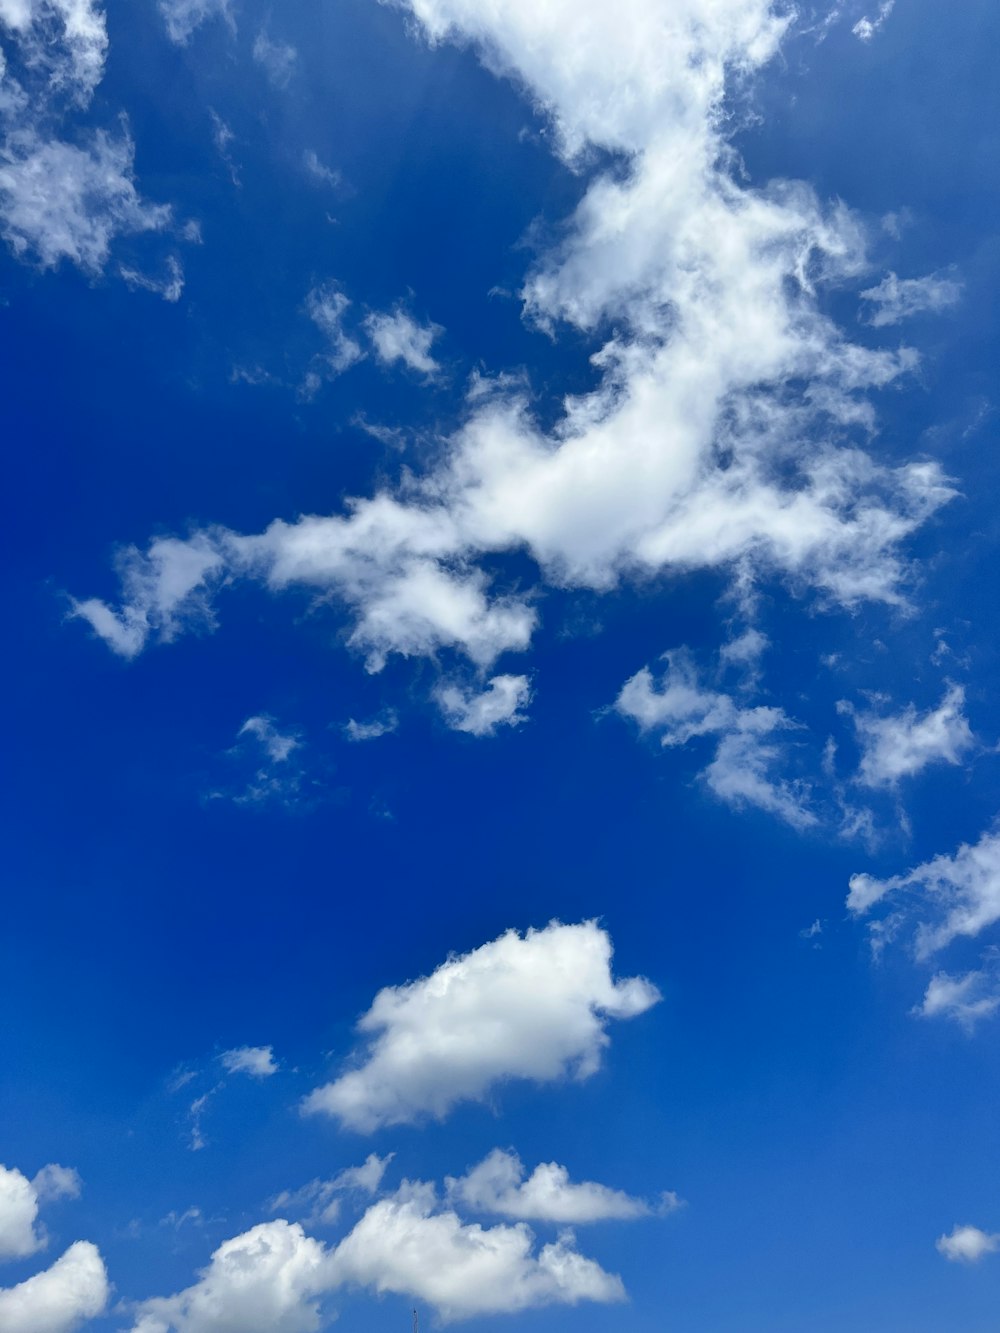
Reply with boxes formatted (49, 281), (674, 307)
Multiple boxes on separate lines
(2, 0), (1000, 1330)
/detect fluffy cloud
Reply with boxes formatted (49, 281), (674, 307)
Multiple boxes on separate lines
(303, 920), (659, 1131)
(158, 0), (233, 45)
(446, 1149), (675, 1223)
(344, 711), (398, 742)
(936, 1224), (1000, 1264)
(364, 308), (442, 376)
(0, 1241), (109, 1333)
(435, 674), (530, 736)
(130, 1187), (624, 1327)
(129, 1221), (329, 1333)
(74, 0), (953, 684)
(0, 1164), (79, 1260)
(848, 826), (1000, 958)
(860, 270), (962, 326)
(616, 649), (816, 829)
(330, 1184), (624, 1322)
(916, 966), (1000, 1031)
(303, 282), (363, 388)
(840, 684), (975, 788)
(219, 1045), (279, 1077)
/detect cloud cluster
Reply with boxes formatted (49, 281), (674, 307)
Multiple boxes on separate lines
(219, 1045), (279, 1078)
(840, 684), (975, 789)
(0, 0), (178, 281)
(0, 1164), (107, 1333)
(73, 0), (952, 701)
(936, 1224), (1000, 1264)
(434, 673), (530, 735)
(860, 270), (962, 326)
(128, 1184), (625, 1330)
(303, 920), (659, 1131)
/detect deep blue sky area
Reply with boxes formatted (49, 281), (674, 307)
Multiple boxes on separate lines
(2, 1), (1000, 1331)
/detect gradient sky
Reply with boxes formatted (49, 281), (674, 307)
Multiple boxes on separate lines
(2, 1), (1000, 1331)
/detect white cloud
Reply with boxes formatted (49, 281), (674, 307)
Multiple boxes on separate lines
(344, 711), (398, 742)
(0, 1164), (80, 1260)
(616, 649), (816, 829)
(269, 1155), (394, 1228)
(330, 1184), (625, 1322)
(129, 1220), (329, 1333)
(840, 684), (975, 788)
(130, 1187), (624, 1328)
(936, 1224), (1000, 1264)
(303, 281), (363, 384)
(916, 965), (1000, 1031)
(446, 1149), (674, 1224)
(237, 718), (299, 764)
(219, 1045), (279, 1077)
(364, 308), (443, 376)
(120, 254), (184, 302)
(158, 0), (233, 45)
(860, 270), (962, 326)
(302, 920), (659, 1131)
(210, 715), (312, 809)
(252, 31), (297, 89)
(0, 1241), (109, 1333)
(75, 0), (954, 678)
(848, 826), (1000, 957)
(435, 674), (530, 735)
(0, 127), (171, 272)
(852, 0), (895, 42)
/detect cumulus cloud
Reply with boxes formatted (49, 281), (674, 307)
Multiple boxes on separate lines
(848, 825), (1000, 958)
(0, 1164), (80, 1260)
(446, 1149), (676, 1224)
(129, 1188), (624, 1328)
(435, 674), (531, 735)
(303, 920), (659, 1131)
(128, 1220), (329, 1333)
(158, 0), (233, 45)
(219, 1045), (279, 1077)
(860, 269), (962, 326)
(936, 1224), (1000, 1264)
(0, 1241), (109, 1333)
(269, 1155), (394, 1228)
(330, 1184), (624, 1322)
(364, 307), (443, 376)
(616, 649), (816, 829)
(915, 962), (1000, 1031)
(74, 0), (953, 686)
(840, 684), (975, 788)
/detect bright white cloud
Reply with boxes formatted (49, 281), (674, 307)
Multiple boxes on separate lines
(253, 31), (297, 89)
(616, 650), (816, 829)
(158, 0), (233, 45)
(435, 674), (530, 735)
(0, 1241), (109, 1333)
(446, 1149), (674, 1223)
(936, 1224), (1000, 1264)
(303, 920), (659, 1131)
(848, 826), (1000, 958)
(75, 0), (953, 680)
(0, 127), (171, 272)
(0, 0), (107, 99)
(302, 281), (363, 386)
(916, 963), (1000, 1031)
(860, 269), (962, 326)
(219, 1045), (279, 1077)
(840, 684), (975, 788)
(238, 718), (299, 764)
(0, 1164), (80, 1261)
(331, 1184), (625, 1322)
(129, 1221), (329, 1333)
(131, 1185), (624, 1327)
(269, 1154), (394, 1228)
(364, 308), (442, 376)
